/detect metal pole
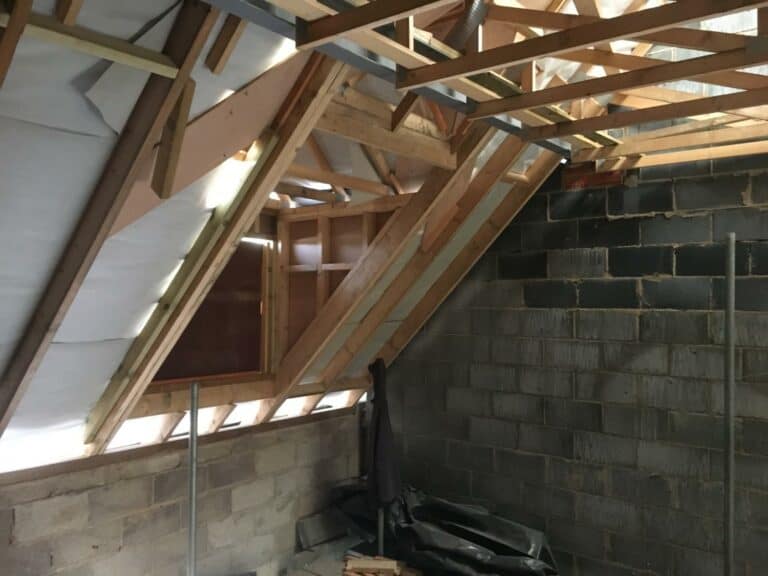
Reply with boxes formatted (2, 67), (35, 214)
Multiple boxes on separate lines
(724, 233), (736, 576)
(187, 382), (199, 576)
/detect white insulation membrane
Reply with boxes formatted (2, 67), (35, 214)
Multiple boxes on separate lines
(0, 0), (297, 472)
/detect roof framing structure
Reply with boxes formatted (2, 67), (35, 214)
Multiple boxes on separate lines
(5, 0), (768, 469)
(0, 0), (219, 437)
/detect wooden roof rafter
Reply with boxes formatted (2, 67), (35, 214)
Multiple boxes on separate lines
(85, 55), (351, 454)
(0, 0), (219, 438)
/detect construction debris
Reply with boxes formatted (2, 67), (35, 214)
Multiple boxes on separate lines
(343, 556), (421, 576)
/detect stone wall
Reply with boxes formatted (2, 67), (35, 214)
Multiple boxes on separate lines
(388, 156), (768, 575)
(0, 413), (358, 576)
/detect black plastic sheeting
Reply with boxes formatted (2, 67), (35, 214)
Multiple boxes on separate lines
(333, 483), (559, 576)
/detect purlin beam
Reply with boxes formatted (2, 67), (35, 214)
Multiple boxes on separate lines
(0, 0), (218, 438)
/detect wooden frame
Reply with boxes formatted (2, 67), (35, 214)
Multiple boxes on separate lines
(85, 56), (350, 453)
(0, 9), (179, 78)
(0, 1), (218, 438)
(397, 0), (768, 90)
(294, 0), (454, 50)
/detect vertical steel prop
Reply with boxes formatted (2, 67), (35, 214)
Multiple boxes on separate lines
(187, 382), (199, 576)
(724, 233), (736, 576)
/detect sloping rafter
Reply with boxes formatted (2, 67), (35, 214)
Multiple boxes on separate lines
(320, 133), (533, 385)
(0, 0), (218, 437)
(85, 55), (350, 453)
(397, 0), (768, 90)
(380, 149), (562, 365)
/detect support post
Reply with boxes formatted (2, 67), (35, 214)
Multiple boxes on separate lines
(187, 381), (199, 576)
(724, 232), (736, 576)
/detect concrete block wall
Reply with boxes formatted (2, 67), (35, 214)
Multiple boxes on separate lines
(387, 155), (768, 576)
(0, 414), (358, 576)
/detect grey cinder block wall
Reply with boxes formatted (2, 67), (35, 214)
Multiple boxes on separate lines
(388, 155), (768, 576)
(0, 414), (357, 576)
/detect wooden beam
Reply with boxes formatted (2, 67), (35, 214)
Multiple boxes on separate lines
(573, 121), (768, 162)
(394, 16), (414, 51)
(598, 139), (768, 172)
(0, 0), (32, 88)
(205, 13), (247, 75)
(521, 85), (768, 142)
(362, 145), (406, 195)
(0, 9), (179, 78)
(617, 115), (741, 143)
(295, 0), (454, 50)
(280, 194), (410, 222)
(261, 124), (496, 423)
(0, 1), (217, 438)
(469, 46), (768, 120)
(391, 91), (421, 132)
(397, 0), (768, 90)
(285, 163), (391, 196)
(85, 56), (350, 453)
(381, 149), (561, 365)
(55, 0), (82, 25)
(305, 133), (349, 201)
(276, 182), (336, 203)
(317, 101), (456, 169)
(270, 0), (614, 148)
(152, 79), (195, 199)
(320, 134), (531, 384)
(486, 5), (752, 53)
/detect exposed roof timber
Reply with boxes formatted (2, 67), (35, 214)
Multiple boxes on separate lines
(362, 145), (406, 195)
(285, 162), (391, 196)
(410, 26), (613, 148)
(208, 0), (570, 156)
(0, 1), (218, 439)
(597, 139), (768, 172)
(392, 91), (421, 131)
(617, 116), (741, 144)
(262, 123), (497, 423)
(380, 148), (562, 365)
(469, 46), (768, 120)
(279, 194), (411, 221)
(321, 134), (532, 384)
(276, 182), (338, 203)
(521, 86), (768, 142)
(133, 373), (369, 418)
(0, 8), (179, 78)
(110, 52), (314, 236)
(397, 0), (768, 90)
(152, 79), (196, 199)
(205, 13), (247, 74)
(306, 134), (349, 200)
(573, 121), (768, 162)
(295, 0), (455, 50)
(55, 0), (82, 25)
(486, 5), (753, 54)
(0, 0), (31, 87)
(316, 101), (457, 169)
(85, 56), (350, 454)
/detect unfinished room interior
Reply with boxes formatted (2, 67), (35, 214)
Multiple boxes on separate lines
(4, 0), (768, 574)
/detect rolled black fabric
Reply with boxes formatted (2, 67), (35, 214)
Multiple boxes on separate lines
(366, 358), (402, 508)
